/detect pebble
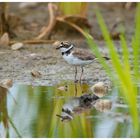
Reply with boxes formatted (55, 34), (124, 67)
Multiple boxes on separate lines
(91, 82), (108, 97)
(31, 70), (42, 78)
(0, 33), (9, 47)
(11, 42), (23, 50)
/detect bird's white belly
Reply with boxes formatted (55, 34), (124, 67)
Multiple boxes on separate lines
(63, 54), (93, 66)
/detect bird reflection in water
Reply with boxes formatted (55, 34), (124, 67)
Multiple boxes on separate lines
(56, 82), (112, 122)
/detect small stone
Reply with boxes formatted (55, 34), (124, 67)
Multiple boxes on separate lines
(0, 33), (9, 47)
(11, 42), (23, 50)
(94, 99), (112, 112)
(31, 70), (42, 78)
(30, 53), (37, 57)
(91, 82), (107, 97)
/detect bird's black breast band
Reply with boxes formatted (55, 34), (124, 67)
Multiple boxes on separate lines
(61, 47), (73, 56)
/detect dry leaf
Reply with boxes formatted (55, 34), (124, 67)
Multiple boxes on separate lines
(0, 79), (13, 89)
(0, 33), (9, 47)
(11, 42), (23, 50)
(31, 70), (42, 78)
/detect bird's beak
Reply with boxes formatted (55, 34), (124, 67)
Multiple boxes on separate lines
(53, 41), (62, 49)
(56, 46), (61, 49)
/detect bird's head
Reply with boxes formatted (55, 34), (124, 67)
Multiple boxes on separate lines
(56, 41), (74, 52)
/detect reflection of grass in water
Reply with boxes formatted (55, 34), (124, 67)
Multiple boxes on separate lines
(0, 86), (23, 138)
(0, 86), (9, 137)
(9, 82), (138, 137)
(35, 82), (93, 138)
(43, 82), (92, 138)
(56, 111), (93, 138)
(17, 82), (93, 138)
(54, 83), (92, 138)
(85, 3), (140, 137)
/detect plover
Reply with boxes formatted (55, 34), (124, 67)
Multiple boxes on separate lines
(56, 41), (109, 82)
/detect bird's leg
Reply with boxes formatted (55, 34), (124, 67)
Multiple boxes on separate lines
(79, 67), (84, 83)
(74, 66), (78, 83)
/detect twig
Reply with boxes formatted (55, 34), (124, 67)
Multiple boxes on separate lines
(9, 39), (55, 45)
(35, 3), (57, 40)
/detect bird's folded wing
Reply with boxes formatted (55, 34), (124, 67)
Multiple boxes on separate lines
(72, 49), (96, 60)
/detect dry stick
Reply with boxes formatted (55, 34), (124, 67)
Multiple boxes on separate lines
(9, 19), (87, 45)
(9, 3), (57, 45)
(35, 3), (57, 40)
(9, 39), (55, 45)
(10, 6), (87, 45)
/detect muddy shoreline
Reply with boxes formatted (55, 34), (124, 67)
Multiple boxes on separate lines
(0, 3), (135, 87)
(0, 40), (112, 86)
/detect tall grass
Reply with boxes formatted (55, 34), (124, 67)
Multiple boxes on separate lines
(85, 3), (140, 137)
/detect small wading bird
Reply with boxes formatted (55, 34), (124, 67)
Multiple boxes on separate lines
(56, 42), (110, 82)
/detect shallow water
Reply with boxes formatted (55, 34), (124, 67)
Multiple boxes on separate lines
(0, 82), (137, 138)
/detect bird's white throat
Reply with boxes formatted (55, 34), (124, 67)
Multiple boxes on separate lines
(60, 44), (74, 53)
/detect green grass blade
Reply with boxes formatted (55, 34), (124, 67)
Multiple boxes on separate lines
(120, 35), (131, 79)
(132, 3), (140, 82)
(96, 9), (133, 89)
(90, 7), (139, 137)
(85, 33), (114, 81)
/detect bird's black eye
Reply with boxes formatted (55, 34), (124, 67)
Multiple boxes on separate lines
(61, 42), (64, 45)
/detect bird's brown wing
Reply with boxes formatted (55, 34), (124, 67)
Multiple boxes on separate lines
(72, 48), (96, 60)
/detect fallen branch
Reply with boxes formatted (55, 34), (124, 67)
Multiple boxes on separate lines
(33, 3), (91, 40)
